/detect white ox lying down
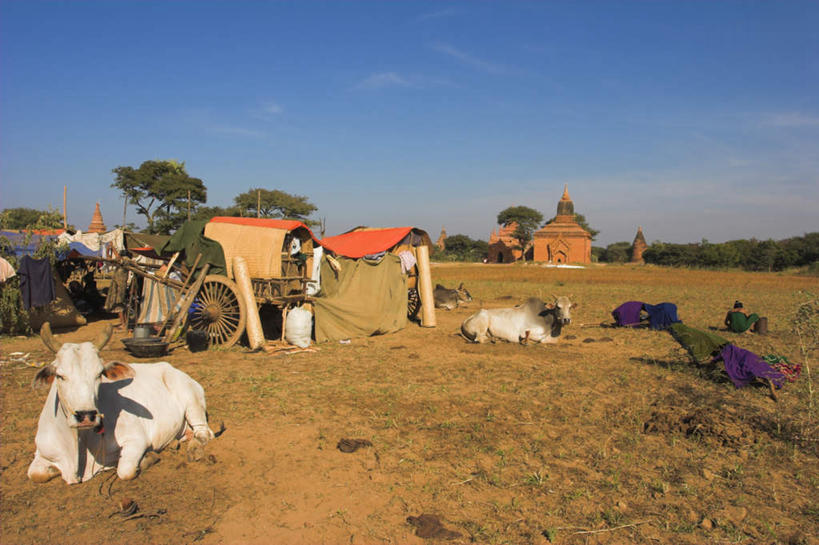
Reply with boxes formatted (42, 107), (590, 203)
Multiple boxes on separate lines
(28, 323), (214, 484)
(461, 296), (575, 344)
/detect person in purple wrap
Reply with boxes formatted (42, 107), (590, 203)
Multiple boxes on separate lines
(715, 343), (785, 401)
(612, 301), (647, 327)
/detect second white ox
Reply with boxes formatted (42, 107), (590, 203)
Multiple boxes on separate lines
(461, 296), (575, 344)
(28, 323), (215, 484)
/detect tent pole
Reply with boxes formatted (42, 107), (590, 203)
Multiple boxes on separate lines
(63, 185), (68, 230)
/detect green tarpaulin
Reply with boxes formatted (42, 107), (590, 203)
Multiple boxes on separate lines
(158, 220), (226, 275)
(313, 254), (407, 343)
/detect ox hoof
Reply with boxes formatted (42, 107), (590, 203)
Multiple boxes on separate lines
(29, 464), (61, 483)
(187, 441), (205, 462)
(139, 451), (161, 473)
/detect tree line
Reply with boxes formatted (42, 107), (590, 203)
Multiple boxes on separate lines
(595, 233), (819, 272)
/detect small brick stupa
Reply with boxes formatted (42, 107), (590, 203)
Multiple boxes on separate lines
(87, 202), (107, 234)
(532, 185), (591, 264)
(630, 226), (647, 263)
(435, 227), (447, 251)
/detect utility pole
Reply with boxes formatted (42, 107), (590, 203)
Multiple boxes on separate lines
(63, 185), (68, 230)
(257, 189), (261, 218)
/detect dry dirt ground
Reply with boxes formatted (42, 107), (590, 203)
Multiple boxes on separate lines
(1, 263), (818, 545)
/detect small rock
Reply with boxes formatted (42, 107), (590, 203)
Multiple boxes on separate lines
(686, 510), (699, 523)
(616, 500), (628, 511)
(718, 506), (747, 524)
(701, 468), (716, 481)
(700, 518), (713, 530)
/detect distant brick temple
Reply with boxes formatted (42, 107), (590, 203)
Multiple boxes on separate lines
(631, 226), (647, 263)
(87, 203), (107, 233)
(488, 222), (530, 263)
(532, 186), (591, 264)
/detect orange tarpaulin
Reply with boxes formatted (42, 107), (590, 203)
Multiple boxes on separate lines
(319, 227), (415, 258)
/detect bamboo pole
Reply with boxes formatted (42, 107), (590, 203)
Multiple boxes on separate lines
(233, 256), (265, 349)
(416, 245), (436, 327)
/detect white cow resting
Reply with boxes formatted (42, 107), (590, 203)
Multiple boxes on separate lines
(28, 323), (214, 484)
(461, 296), (575, 344)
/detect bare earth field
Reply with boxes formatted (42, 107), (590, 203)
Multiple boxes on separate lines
(1, 263), (818, 545)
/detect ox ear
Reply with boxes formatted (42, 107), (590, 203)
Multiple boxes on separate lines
(32, 365), (56, 389)
(102, 361), (135, 382)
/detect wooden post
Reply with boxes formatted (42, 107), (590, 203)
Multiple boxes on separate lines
(122, 193), (127, 229)
(63, 185), (67, 230)
(257, 189), (261, 218)
(416, 245), (436, 327)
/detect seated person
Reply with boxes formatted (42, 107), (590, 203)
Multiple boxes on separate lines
(724, 301), (759, 333)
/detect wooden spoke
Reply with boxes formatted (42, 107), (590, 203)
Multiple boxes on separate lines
(188, 275), (247, 348)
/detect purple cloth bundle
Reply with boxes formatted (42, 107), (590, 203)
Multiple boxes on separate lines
(718, 344), (785, 389)
(612, 301), (646, 326)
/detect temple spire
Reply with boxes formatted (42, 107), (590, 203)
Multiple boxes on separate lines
(556, 185), (575, 217)
(87, 202), (107, 233)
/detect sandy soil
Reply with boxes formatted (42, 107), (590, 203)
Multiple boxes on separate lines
(1, 264), (817, 545)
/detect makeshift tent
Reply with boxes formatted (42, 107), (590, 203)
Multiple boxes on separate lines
(58, 229), (124, 257)
(313, 226), (433, 342)
(123, 232), (171, 258)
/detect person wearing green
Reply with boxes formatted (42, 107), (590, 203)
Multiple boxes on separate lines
(724, 301), (759, 333)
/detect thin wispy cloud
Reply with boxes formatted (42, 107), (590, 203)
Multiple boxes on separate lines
(261, 101), (283, 115)
(761, 112), (819, 128)
(207, 126), (266, 138)
(415, 8), (457, 22)
(354, 72), (412, 90)
(430, 42), (507, 75)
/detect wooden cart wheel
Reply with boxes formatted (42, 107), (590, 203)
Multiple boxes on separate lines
(407, 287), (421, 321)
(189, 275), (247, 348)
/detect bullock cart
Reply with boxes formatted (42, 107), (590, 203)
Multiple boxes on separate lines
(71, 217), (318, 348)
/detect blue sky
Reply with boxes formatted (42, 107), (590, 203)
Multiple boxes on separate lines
(1, 1), (817, 245)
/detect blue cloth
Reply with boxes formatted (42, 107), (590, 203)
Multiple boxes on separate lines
(612, 301), (646, 326)
(0, 231), (60, 258)
(643, 302), (681, 330)
(718, 344), (785, 389)
(18, 256), (56, 309)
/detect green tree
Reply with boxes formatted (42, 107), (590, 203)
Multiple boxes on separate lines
(600, 241), (632, 263)
(0, 207), (67, 230)
(497, 206), (544, 259)
(111, 160), (207, 234)
(191, 205), (241, 222)
(233, 188), (318, 224)
(434, 234), (489, 262)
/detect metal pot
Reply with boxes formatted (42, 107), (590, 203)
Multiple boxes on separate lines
(133, 324), (153, 339)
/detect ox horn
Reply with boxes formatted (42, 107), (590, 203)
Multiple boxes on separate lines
(93, 324), (114, 352)
(39, 323), (63, 354)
